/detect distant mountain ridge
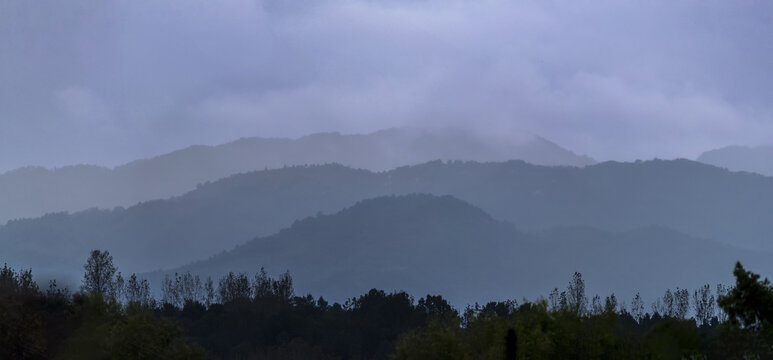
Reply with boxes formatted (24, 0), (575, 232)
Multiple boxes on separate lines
(158, 194), (773, 305)
(0, 128), (594, 224)
(3, 158), (773, 283)
(697, 145), (773, 176)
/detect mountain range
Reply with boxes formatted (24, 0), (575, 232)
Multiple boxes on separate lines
(0, 128), (594, 225)
(3, 158), (773, 287)
(160, 194), (771, 305)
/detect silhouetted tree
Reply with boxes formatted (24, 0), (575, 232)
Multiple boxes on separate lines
(417, 294), (457, 319)
(273, 270), (294, 301)
(462, 304), (478, 328)
(17, 268), (38, 298)
(179, 272), (203, 305)
(604, 293), (618, 314)
(567, 272), (587, 315)
(479, 300), (517, 319)
(559, 291), (568, 311)
(0, 264), (15, 291)
(114, 272), (125, 302)
(651, 298), (663, 317)
(204, 277), (215, 307)
(218, 272), (251, 303)
(591, 295), (603, 315)
(662, 289), (675, 317)
(253, 267), (272, 299)
(715, 283), (729, 323)
(718, 261), (773, 329)
(46, 279), (70, 303)
(631, 292), (645, 322)
(161, 274), (180, 307)
(57, 291), (205, 359)
(674, 288), (690, 319)
(125, 273), (151, 306)
(692, 284), (715, 326)
(82, 249), (117, 296)
(548, 287), (560, 312)
(0, 265), (46, 358)
(6, 257), (772, 359)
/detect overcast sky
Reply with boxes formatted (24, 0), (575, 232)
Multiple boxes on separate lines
(1, 0), (772, 171)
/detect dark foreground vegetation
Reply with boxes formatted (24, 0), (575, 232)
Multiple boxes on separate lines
(2, 250), (773, 359)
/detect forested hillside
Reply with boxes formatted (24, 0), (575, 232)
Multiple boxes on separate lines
(3, 159), (773, 284)
(161, 195), (773, 304)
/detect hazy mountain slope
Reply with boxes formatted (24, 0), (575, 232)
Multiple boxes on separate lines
(0, 165), (384, 280)
(3, 159), (773, 282)
(697, 145), (773, 176)
(162, 195), (773, 305)
(0, 128), (593, 224)
(387, 159), (773, 250)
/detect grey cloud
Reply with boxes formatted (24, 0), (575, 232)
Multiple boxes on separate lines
(54, 86), (115, 129)
(2, 0), (772, 170)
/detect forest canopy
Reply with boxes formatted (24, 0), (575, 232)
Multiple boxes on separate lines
(1, 251), (772, 359)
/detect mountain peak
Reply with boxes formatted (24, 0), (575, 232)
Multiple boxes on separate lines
(697, 145), (773, 176)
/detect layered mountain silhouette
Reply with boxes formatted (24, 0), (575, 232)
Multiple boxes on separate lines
(0, 128), (593, 224)
(697, 145), (773, 176)
(160, 195), (772, 305)
(3, 159), (773, 285)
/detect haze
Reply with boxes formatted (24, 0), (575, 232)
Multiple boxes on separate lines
(5, 2), (773, 357)
(3, 0), (773, 172)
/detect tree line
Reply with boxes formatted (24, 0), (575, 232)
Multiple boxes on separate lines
(2, 249), (773, 359)
(543, 272), (727, 326)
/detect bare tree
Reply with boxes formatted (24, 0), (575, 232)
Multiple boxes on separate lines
(692, 284), (715, 325)
(548, 288), (560, 312)
(662, 289), (675, 317)
(82, 249), (117, 296)
(618, 299), (627, 315)
(631, 292), (645, 322)
(651, 298), (663, 317)
(218, 272), (251, 303)
(139, 278), (152, 306)
(161, 274), (180, 307)
(567, 272), (587, 316)
(274, 270), (294, 301)
(253, 267), (273, 299)
(126, 273), (141, 303)
(604, 293), (618, 314)
(46, 279), (70, 302)
(179, 272), (203, 305)
(591, 295), (603, 315)
(123, 273), (152, 307)
(114, 272), (125, 302)
(674, 288), (690, 319)
(716, 283), (730, 323)
(559, 291), (568, 311)
(204, 277), (216, 307)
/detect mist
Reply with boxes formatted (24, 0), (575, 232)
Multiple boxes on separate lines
(4, 2), (773, 357)
(2, 0), (773, 171)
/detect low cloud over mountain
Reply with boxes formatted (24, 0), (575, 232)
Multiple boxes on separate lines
(0, 128), (592, 225)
